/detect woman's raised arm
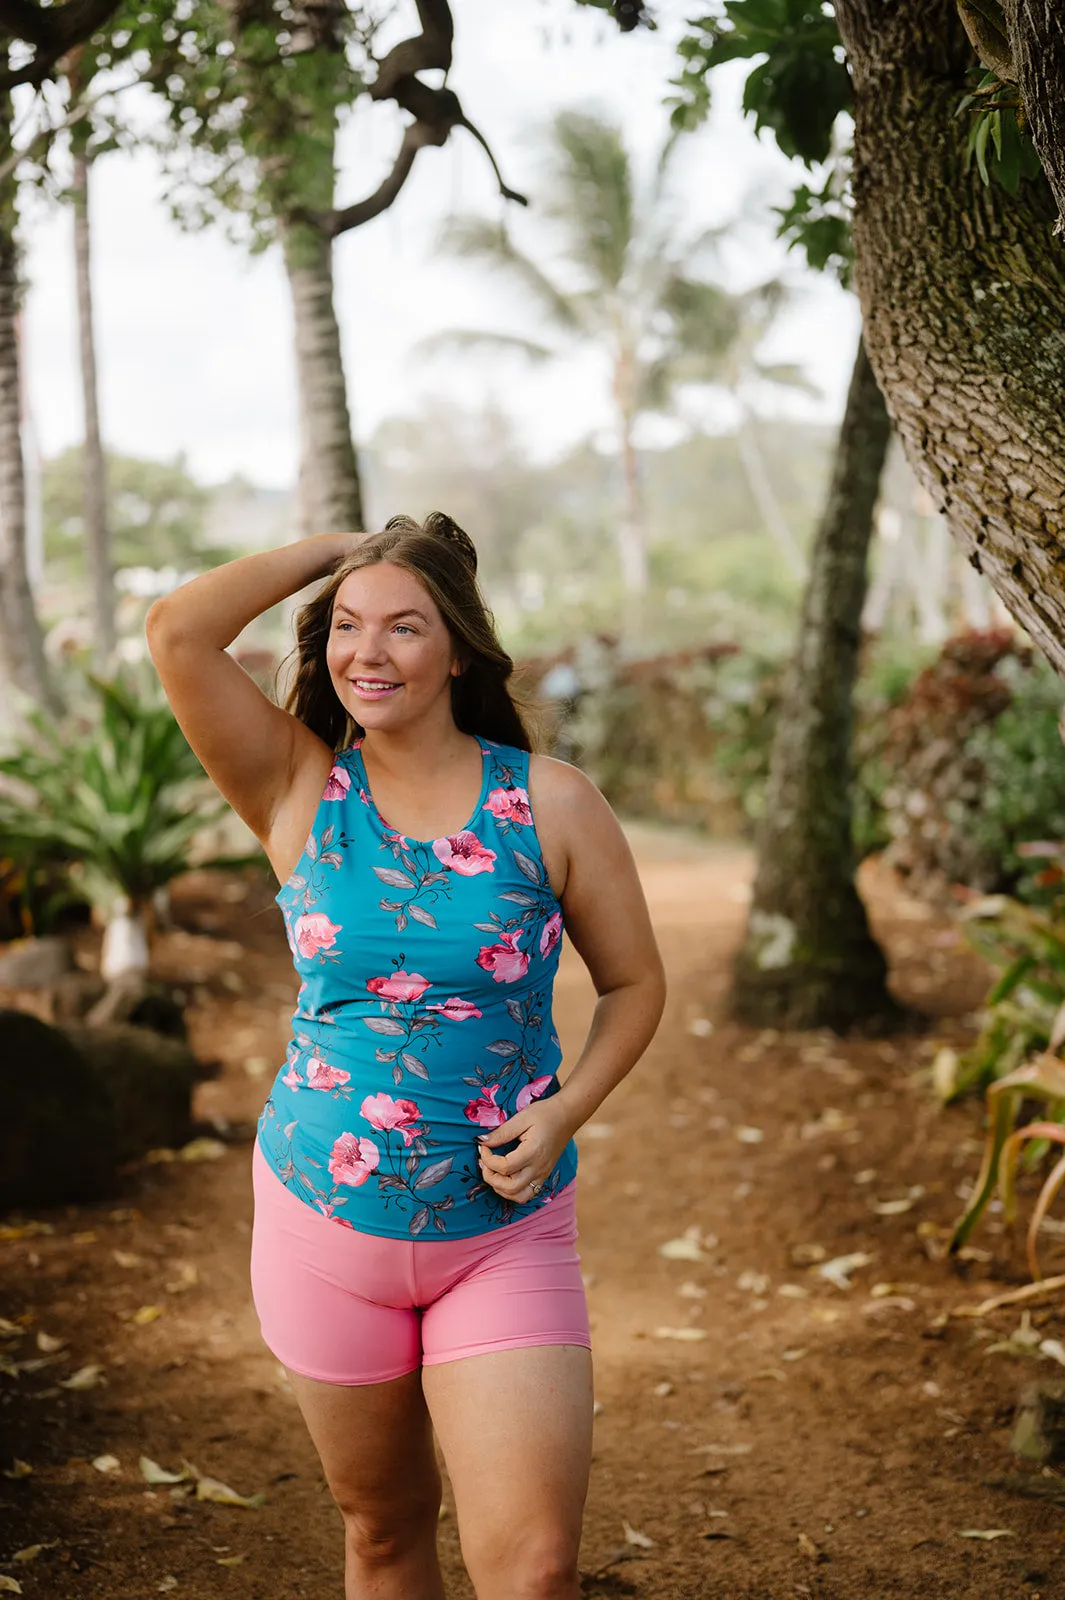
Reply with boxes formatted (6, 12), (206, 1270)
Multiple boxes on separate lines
(145, 531), (353, 864)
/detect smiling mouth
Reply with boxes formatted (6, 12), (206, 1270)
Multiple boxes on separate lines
(351, 678), (403, 695)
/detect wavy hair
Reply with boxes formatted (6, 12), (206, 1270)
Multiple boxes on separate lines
(283, 512), (533, 752)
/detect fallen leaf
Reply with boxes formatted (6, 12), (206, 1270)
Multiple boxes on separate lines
(112, 1250), (144, 1269)
(658, 1236), (706, 1263)
(0, 1222), (53, 1241)
(215, 1555), (247, 1568)
(71, 1230), (97, 1244)
(689, 1443), (752, 1456)
(35, 1332), (65, 1354)
(59, 1365), (105, 1391)
(165, 1263), (198, 1295)
(179, 1138), (227, 1162)
(817, 1252), (875, 1291)
(957, 1529), (1013, 1540)
(797, 1532), (820, 1559)
(777, 1284), (808, 1300)
(139, 1457), (192, 1485)
(2, 1460), (32, 1480)
(789, 1243), (826, 1266)
(130, 1305), (164, 1327)
(809, 1307), (843, 1324)
(621, 1519), (654, 1549)
(157, 1577), (178, 1592)
(870, 1197), (918, 1216)
(92, 1455), (121, 1474)
(653, 1381), (674, 1397)
(0, 1319), (23, 1337)
(652, 1327), (708, 1342)
(735, 1126), (764, 1144)
(737, 1270), (771, 1295)
(195, 1476), (266, 1509)
(0, 1577), (23, 1593)
(677, 1281), (707, 1299)
(12, 1543), (58, 1563)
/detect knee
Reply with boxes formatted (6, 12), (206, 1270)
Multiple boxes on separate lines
(467, 1529), (579, 1600)
(336, 1484), (441, 1566)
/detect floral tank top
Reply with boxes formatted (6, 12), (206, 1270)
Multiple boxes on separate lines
(257, 737), (578, 1239)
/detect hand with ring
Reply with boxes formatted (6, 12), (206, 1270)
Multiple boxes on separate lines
(477, 1095), (576, 1205)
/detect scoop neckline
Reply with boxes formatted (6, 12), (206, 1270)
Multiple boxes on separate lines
(351, 737), (493, 846)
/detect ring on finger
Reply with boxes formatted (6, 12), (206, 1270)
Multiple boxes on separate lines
(530, 1180), (543, 1196)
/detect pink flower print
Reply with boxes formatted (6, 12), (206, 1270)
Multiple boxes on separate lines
(306, 1057), (351, 1092)
(384, 829), (408, 847)
(516, 1075), (553, 1111)
(475, 929), (529, 984)
(361, 1093), (424, 1147)
(483, 786), (533, 826)
(294, 912), (342, 959)
(539, 911), (563, 959)
(323, 764), (351, 801)
(426, 997), (483, 1022)
(282, 1064), (303, 1090)
(366, 970), (431, 1003)
(432, 830), (497, 876)
(464, 1083), (507, 1128)
(328, 1131), (381, 1188)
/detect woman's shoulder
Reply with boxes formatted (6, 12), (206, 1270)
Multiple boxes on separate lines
(527, 752), (607, 816)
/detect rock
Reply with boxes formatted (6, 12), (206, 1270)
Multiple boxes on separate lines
(1011, 1380), (1065, 1466)
(0, 937), (75, 988)
(84, 974), (189, 1040)
(0, 1009), (119, 1208)
(66, 1023), (216, 1163)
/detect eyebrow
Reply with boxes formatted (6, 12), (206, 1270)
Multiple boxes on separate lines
(333, 605), (431, 624)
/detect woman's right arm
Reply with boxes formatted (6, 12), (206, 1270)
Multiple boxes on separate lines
(145, 531), (354, 870)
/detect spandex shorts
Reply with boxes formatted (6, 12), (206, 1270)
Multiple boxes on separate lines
(250, 1138), (591, 1385)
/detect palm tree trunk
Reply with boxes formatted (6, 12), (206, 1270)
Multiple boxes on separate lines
(736, 414), (806, 580)
(732, 335), (903, 1031)
(281, 217), (363, 539)
(0, 99), (62, 716)
(72, 145), (114, 667)
(617, 411), (648, 597)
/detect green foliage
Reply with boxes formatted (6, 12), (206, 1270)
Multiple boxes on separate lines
(669, 1), (850, 165)
(957, 68), (1042, 195)
(0, 673), (233, 912)
(43, 447), (221, 575)
(773, 171), (853, 285)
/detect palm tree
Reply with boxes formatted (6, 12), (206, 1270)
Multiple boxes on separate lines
(423, 111), (805, 599)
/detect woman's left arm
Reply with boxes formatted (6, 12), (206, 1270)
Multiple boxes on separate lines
(477, 760), (666, 1205)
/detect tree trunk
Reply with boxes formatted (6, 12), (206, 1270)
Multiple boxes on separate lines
(0, 98), (61, 715)
(1004, 1), (1065, 234)
(736, 414), (806, 581)
(732, 336), (903, 1032)
(281, 217), (363, 540)
(832, 1), (1065, 677)
(72, 146), (114, 666)
(616, 411), (647, 597)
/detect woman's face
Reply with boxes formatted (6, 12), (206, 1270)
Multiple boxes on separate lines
(325, 561), (462, 732)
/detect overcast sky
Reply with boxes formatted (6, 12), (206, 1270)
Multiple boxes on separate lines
(21, 0), (860, 491)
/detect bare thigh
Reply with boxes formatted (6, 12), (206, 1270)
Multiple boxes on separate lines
(422, 1345), (593, 1593)
(287, 1366), (442, 1526)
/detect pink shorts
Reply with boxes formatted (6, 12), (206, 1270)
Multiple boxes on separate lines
(250, 1139), (590, 1385)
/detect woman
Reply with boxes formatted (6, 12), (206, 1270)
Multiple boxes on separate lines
(147, 512), (665, 1600)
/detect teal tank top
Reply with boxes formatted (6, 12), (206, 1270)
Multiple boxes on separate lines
(257, 738), (579, 1238)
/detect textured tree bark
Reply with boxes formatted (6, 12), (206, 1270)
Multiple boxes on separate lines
(281, 218), (363, 540)
(72, 146), (114, 666)
(832, 1), (1065, 678)
(1004, 1), (1065, 234)
(732, 336), (902, 1031)
(0, 107), (61, 714)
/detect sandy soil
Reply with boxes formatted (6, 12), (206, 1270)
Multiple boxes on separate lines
(1, 827), (1063, 1600)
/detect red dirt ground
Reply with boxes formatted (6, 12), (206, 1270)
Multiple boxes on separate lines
(1, 828), (1063, 1600)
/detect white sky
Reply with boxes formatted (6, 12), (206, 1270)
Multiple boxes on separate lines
(22, 0), (860, 490)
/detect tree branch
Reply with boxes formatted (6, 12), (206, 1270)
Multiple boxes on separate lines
(324, 0), (524, 238)
(0, 0), (123, 89)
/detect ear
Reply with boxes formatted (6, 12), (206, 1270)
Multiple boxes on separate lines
(450, 655), (467, 678)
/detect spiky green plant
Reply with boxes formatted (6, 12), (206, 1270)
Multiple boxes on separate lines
(0, 672), (234, 923)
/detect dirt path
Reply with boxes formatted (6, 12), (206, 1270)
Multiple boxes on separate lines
(1, 830), (1062, 1600)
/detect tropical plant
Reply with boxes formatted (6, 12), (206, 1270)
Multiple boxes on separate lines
(0, 674), (241, 969)
(424, 110), (806, 598)
(950, 1054), (1065, 1281)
